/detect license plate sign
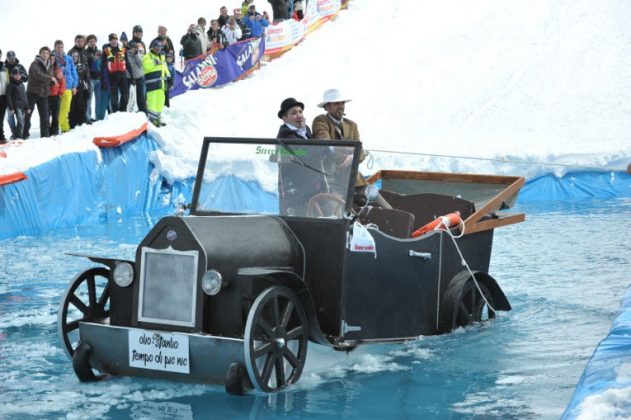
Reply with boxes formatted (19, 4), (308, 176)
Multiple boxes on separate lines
(128, 329), (190, 374)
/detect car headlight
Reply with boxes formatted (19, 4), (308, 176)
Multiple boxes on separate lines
(201, 270), (223, 296)
(113, 262), (134, 287)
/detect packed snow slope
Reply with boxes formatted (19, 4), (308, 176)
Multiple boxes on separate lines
(1, 0), (630, 183)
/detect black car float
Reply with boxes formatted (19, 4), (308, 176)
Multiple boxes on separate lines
(58, 137), (525, 394)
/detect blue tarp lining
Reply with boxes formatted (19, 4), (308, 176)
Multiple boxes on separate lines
(197, 175), (278, 214)
(562, 286), (631, 418)
(519, 171), (631, 202)
(0, 134), (173, 239)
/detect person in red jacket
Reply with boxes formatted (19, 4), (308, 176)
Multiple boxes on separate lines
(103, 33), (129, 112)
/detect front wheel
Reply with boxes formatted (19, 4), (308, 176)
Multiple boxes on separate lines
(243, 286), (308, 392)
(58, 267), (110, 358)
(72, 341), (99, 382)
(439, 274), (496, 333)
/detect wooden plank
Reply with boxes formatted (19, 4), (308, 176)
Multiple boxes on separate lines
(463, 176), (525, 232)
(463, 213), (526, 235)
(372, 169), (522, 186)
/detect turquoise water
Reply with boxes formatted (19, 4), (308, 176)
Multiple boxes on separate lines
(1, 199), (630, 418)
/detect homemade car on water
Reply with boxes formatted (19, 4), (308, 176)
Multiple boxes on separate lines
(58, 137), (525, 393)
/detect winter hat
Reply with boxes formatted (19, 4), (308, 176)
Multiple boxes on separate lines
(133, 25), (143, 33)
(11, 68), (20, 75)
(278, 97), (304, 118)
(6, 51), (16, 59)
(120, 32), (128, 42)
(108, 33), (118, 41)
(150, 39), (162, 50)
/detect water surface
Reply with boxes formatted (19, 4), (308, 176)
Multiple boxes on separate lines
(1, 199), (629, 418)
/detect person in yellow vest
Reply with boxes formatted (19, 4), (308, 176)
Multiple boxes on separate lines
(143, 39), (170, 127)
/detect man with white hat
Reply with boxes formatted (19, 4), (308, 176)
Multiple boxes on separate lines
(313, 89), (358, 141)
(313, 89), (391, 208)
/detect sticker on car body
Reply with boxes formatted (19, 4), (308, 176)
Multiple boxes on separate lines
(128, 329), (190, 374)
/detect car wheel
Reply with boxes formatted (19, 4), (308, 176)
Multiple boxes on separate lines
(58, 267), (110, 358)
(439, 274), (495, 333)
(243, 285), (308, 392)
(72, 341), (98, 382)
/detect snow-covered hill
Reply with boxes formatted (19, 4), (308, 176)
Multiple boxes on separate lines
(1, 0), (630, 182)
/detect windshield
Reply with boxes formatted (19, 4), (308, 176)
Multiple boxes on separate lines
(192, 138), (359, 219)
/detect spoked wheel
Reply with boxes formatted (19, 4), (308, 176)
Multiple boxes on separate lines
(58, 267), (110, 358)
(440, 275), (496, 333)
(306, 193), (345, 218)
(244, 286), (308, 392)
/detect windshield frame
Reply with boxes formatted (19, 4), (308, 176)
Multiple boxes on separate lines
(190, 137), (362, 218)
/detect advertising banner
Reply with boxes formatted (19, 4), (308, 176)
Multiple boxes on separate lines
(304, 0), (341, 34)
(264, 19), (306, 55)
(171, 37), (265, 97)
(317, 0), (342, 19)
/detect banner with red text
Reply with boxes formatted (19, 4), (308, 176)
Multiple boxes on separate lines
(264, 0), (342, 54)
(172, 37), (265, 97)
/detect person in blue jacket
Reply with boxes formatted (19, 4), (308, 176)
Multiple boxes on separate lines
(244, 4), (269, 38)
(53, 40), (78, 133)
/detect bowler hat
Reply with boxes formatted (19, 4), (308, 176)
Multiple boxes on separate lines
(278, 97), (304, 118)
(317, 88), (352, 108)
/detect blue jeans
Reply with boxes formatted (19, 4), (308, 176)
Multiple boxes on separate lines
(133, 78), (147, 113)
(13, 108), (26, 139)
(86, 79), (101, 121)
(96, 88), (110, 121)
(7, 111), (17, 139)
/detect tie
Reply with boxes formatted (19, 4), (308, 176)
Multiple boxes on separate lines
(335, 121), (344, 139)
(327, 115), (344, 139)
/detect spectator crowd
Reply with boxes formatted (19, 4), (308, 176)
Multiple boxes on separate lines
(0, 0), (308, 142)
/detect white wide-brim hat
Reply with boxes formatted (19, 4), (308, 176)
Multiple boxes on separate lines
(317, 88), (352, 108)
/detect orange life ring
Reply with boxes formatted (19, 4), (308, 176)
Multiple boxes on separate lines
(411, 211), (462, 238)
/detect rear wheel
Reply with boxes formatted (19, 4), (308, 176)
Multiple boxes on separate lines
(440, 275), (495, 333)
(243, 286), (308, 392)
(58, 267), (110, 358)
